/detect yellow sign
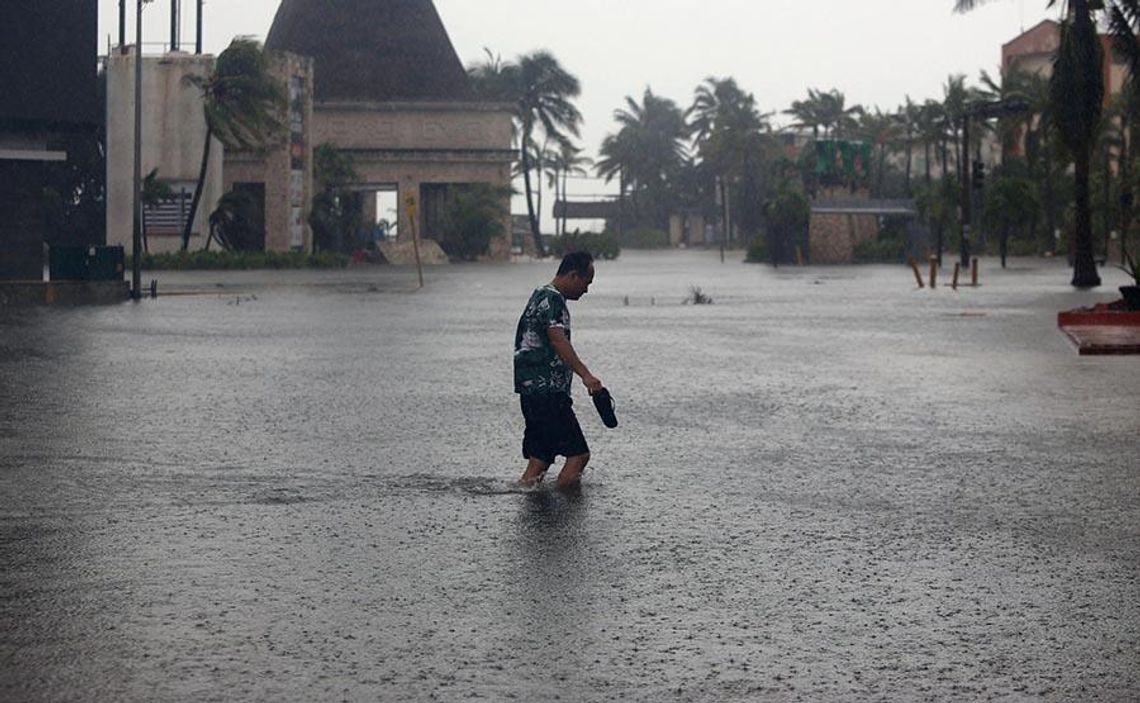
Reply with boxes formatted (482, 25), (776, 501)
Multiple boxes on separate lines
(404, 194), (417, 215)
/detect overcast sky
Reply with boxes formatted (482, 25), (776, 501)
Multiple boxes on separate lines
(99, 0), (1061, 215)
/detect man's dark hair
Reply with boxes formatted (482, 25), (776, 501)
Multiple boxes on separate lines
(557, 251), (593, 276)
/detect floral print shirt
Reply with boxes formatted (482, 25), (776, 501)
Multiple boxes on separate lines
(514, 284), (572, 395)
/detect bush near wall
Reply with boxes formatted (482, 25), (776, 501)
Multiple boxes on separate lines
(853, 237), (906, 263)
(745, 236), (768, 263)
(621, 227), (670, 249)
(552, 231), (621, 260)
(133, 251), (350, 270)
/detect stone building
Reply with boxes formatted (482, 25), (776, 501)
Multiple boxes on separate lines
(222, 53), (315, 253)
(265, 0), (515, 257)
(1002, 19), (1129, 159)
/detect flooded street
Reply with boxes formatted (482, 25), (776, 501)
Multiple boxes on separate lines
(2, 250), (1138, 701)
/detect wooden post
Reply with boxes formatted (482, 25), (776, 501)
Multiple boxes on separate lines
(952, 262), (960, 290)
(908, 258), (925, 288)
(971, 257), (979, 287)
(928, 255), (938, 289)
(405, 193), (423, 289)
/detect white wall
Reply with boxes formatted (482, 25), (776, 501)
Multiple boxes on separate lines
(106, 50), (223, 254)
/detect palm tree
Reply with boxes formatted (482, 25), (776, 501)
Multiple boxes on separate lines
(985, 175), (1040, 267)
(859, 108), (901, 197)
(787, 88), (863, 139)
(468, 50), (581, 256)
(816, 89), (864, 139)
(595, 131), (634, 235)
(181, 38), (285, 251)
(689, 77), (770, 244)
(1108, 1), (1140, 256)
(785, 91), (823, 139)
(546, 144), (592, 236)
(601, 88), (689, 230)
(898, 96), (922, 194)
(956, 0), (1102, 286)
(978, 69), (1037, 165)
(513, 51), (582, 257)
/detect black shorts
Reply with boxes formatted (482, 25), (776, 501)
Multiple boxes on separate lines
(520, 393), (589, 464)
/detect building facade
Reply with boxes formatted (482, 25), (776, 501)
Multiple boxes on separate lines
(265, 0), (515, 258)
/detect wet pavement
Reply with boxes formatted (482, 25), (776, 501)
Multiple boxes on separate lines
(1, 251), (1138, 701)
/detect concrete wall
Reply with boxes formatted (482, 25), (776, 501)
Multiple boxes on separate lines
(809, 213), (879, 264)
(106, 50), (223, 254)
(809, 187), (878, 264)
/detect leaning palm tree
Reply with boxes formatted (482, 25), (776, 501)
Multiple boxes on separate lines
(514, 51), (582, 257)
(181, 38), (286, 251)
(956, 0), (1102, 286)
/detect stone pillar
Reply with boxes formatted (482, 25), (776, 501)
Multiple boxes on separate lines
(361, 191), (377, 236)
(669, 214), (684, 247)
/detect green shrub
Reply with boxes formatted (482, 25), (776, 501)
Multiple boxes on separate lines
(622, 227), (670, 249)
(438, 183), (511, 261)
(854, 237), (906, 263)
(552, 231), (620, 260)
(745, 236), (768, 263)
(133, 250), (350, 270)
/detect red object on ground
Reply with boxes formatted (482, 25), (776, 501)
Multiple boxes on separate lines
(1058, 301), (1140, 355)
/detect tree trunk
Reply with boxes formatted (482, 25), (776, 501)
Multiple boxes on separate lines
(521, 137), (544, 257)
(877, 146), (887, 198)
(1001, 227), (1009, 269)
(182, 123), (213, 251)
(905, 140), (913, 195)
(924, 141), (932, 187)
(1044, 154), (1057, 253)
(1120, 112), (1133, 261)
(1071, 148), (1102, 287)
(561, 169), (569, 237)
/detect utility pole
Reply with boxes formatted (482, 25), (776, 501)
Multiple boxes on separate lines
(960, 115), (971, 269)
(118, 0), (126, 53)
(131, 1), (144, 300)
(170, 0), (180, 52)
(196, 0), (203, 54)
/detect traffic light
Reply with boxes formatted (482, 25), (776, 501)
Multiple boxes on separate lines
(972, 160), (986, 190)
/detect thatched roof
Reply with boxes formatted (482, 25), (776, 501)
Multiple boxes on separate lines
(265, 0), (474, 103)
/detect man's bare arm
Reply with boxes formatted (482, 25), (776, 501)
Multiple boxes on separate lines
(548, 327), (602, 393)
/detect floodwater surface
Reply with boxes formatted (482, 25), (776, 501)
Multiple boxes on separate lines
(1, 251), (1138, 701)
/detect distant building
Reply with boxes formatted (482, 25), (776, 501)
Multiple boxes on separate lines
(265, 0), (516, 258)
(1002, 19), (1129, 157)
(1002, 19), (1128, 98)
(103, 0), (514, 258)
(0, 1), (99, 280)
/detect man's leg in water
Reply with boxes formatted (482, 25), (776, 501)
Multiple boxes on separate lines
(519, 457), (551, 486)
(557, 452), (590, 488)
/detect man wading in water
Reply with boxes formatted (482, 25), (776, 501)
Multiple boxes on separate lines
(514, 252), (602, 488)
